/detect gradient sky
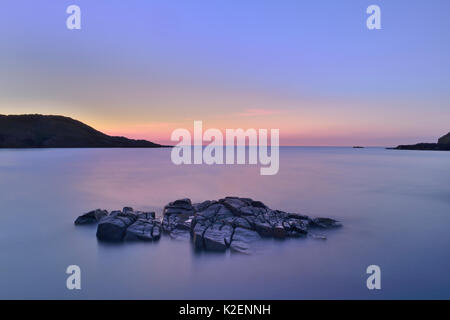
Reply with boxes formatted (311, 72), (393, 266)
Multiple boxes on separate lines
(1, 0), (450, 146)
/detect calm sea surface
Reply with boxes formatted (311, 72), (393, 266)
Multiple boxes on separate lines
(0, 147), (449, 299)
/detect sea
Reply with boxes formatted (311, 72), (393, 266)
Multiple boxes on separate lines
(0, 147), (449, 299)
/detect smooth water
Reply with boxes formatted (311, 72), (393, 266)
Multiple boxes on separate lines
(0, 147), (449, 299)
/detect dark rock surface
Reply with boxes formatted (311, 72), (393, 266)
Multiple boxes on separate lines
(162, 199), (195, 239)
(0, 114), (168, 148)
(74, 209), (108, 225)
(162, 196), (342, 254)
(438, 132), (450, 145)
(76, 197), (342, 253)
(391, 132), (450, 151)
(96, 212), (137, 242)
(125, 215), (161, 241)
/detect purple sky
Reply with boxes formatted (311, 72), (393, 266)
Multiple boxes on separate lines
(1, 0), (449, 146)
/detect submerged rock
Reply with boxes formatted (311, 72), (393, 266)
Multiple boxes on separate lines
(75, 197), (342, 253)
(74, 209), (108, 225)
(310, 218), (342, 229)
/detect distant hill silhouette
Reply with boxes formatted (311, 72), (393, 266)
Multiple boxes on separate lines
(0, 114), (167, 148)
(392, 132), (450, 151)
(438, 132), (450, 145)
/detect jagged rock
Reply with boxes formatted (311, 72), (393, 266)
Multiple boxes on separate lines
(193, 222), (233, 252)
(184, 197), (340, 252)
(124, 213), (160, 242)
(125, 219), (153, 241)
(76, 197), (342, 253)
(137, 211), (155, 220)
(162, 199), (195, 239)
(110, 210), (122, 217)
(96, 212), (137, 242)
(123, 207), (134, 214)
(74, 209), (108, 225)
(253, 220), (273, 237)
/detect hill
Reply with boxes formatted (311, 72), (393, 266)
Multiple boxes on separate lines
(0, 114), (166, 148)
(392, 132), (450, 151)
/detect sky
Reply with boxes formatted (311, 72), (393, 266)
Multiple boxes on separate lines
(1, 0), (450, 146)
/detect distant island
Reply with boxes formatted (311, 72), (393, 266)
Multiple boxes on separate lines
(391, 132), (450, 151)
(0, 114), (168, 148)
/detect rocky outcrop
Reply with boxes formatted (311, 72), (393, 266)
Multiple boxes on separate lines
(392, 132), (450, 151)
(162, 197), (341, 254)
(75, 198), (342, 253)
(0, 114), (167, 148)
(74, 209), (108, 225)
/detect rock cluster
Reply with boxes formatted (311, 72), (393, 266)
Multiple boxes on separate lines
(162, 197), (341, 253)
(75, 197), (342, 254)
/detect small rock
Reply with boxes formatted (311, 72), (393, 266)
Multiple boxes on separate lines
(123, 207), (134, 213)
(311, 217), (342, 229)
(74, 209), (108, 225)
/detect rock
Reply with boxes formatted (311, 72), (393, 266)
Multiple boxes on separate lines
(74, 209), (108, 225)
(311, 218), (342, 229)
(110, 210), (122, 217)
(230, 227), (261, 254)
(220, 197), (251, 215)
(253, 221), (273, 237)
(123, 207), (134, 214)
(96, 212), (137, 242)
(251, 200), (267, 208)
(162, 199), (195, 239)
(152, 224), (161, 241)
(231, 217), (252, 229)
(137, 211), (155, 220)
(171, 199), (192, 210)
(125, 216), (161, 242)
(202, 223), (233, 252)
(193, 200), (213, 212)
(77, 197), (342, 253)
(273, 224), (287, 238)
